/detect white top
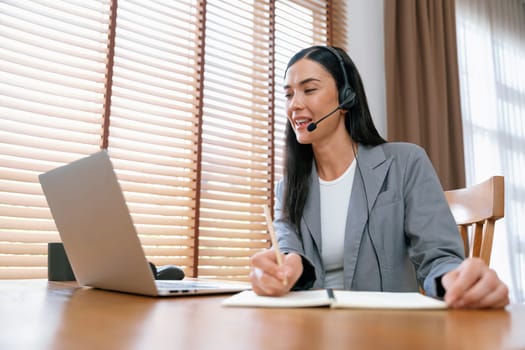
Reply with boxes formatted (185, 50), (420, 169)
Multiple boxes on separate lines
(319, 161), (356, 289)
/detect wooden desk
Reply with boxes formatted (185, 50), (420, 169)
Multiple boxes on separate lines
(0, 280), (524, 350)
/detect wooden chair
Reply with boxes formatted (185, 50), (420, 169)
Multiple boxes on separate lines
(444, 176), (504, 265)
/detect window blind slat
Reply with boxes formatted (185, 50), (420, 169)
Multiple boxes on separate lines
(198, 267), (251, 277)
(0, 231), (59, 243)
(133, 226), (194, 237)
(199, 248), (265, 258)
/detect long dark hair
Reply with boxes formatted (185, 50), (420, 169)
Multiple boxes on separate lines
(283, 46), (386, 226)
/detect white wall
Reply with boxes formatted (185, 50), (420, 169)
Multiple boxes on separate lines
(345, 0), (387, 139)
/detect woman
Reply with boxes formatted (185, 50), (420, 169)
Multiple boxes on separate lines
(250, 45), (509, 309)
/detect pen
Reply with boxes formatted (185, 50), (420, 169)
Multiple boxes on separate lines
(327, 288), (335, 301)
(262, 205), (287, 286)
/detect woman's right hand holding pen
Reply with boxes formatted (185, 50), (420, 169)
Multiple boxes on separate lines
(249, 250), (303, 296)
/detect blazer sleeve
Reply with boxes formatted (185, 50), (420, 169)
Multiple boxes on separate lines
(273, 179), (316, 290)
(402, 146), (465, 297)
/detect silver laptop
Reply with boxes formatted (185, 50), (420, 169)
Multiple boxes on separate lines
(39, 150), (250, 297)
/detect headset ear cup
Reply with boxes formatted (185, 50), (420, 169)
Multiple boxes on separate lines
(339, 87), (356, 110)
(324, 46), (356, 110)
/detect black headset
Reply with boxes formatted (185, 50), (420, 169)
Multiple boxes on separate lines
(322, 46), (356, 110)
(306, 46), (358, 132)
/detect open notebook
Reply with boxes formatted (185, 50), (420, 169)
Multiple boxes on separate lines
(222, 289), (447, 309)
(39, 150), (250, 297)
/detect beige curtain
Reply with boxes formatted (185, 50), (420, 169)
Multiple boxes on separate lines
(384, 0), (465, 190)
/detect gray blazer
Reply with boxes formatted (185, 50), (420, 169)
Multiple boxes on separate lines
(274, 142), (464, 297)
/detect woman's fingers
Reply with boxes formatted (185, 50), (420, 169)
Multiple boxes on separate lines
(249, 250), (303, 296)
(442, 258), (509, 309)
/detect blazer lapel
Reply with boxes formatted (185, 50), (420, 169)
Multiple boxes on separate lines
(302, 164), (322, 255)
(343, 144), (393, 288)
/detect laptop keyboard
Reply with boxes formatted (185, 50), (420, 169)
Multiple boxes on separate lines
(156, 280), (223, 290)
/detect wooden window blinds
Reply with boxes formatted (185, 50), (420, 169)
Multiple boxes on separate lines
(0, 0), (348, 280)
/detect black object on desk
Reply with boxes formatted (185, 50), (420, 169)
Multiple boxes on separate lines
(48, 242), (76, 281)
(149, 262), (185, 280)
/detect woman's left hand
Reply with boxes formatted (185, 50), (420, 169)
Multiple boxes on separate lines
(441, 257), (509, 309)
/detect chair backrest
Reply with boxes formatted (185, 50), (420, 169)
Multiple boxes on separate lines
(444, 176), (504, 265)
